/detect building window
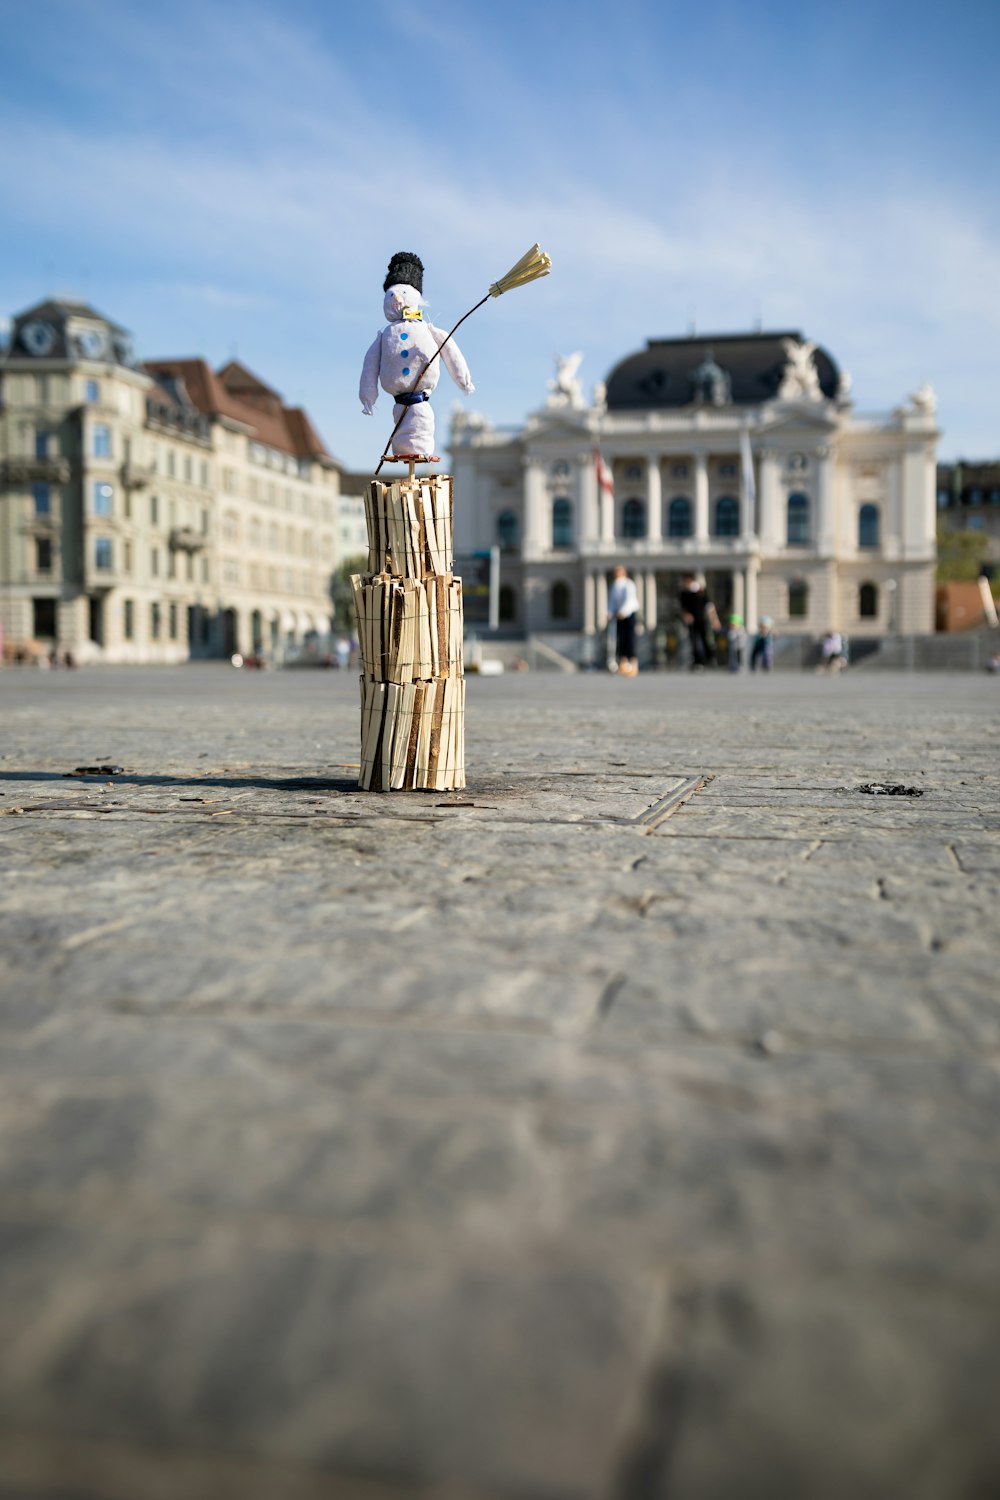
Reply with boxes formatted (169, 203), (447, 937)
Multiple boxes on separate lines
(35, 538), (53, 572)
(552, 497), (573, 548)
(551, 460), (570, 478)
(621, 498), (646, 538)
(151, 548), (159, 577)
(967, 516), (985, 531)
(719, 460), (737, 478)
(551, 580), (571, 620)
(201, 509), (209, 534)
(35, 430), (49, 458)
(714, 495), (739, 537)
(497, 510), (519, 549)
(499, 584), (516, 623)
(859, 503), (880, 548)
(166, 450), (176, 478)
(169, 602), (178, 640)
(788, 579), (809, 618)
(936, 489), (950, 510)
(33, 598), (57, 637)
(990, 489), (1000, 505)
(668, 496), (692, 537)
(123, 599), (134, 639)
(151, 602), (161, 640)
(150, 494), (159, 526)
(184, 455), (193, 483)
(968, 488), (983, 505)
(94, 537), (113, 571)
(124, 541), (132, 573)
(859, 582), (879, 618)
(787, 492), (810, 545)
(92, 424), (111, 459)
(672, 462), (689, 479)
(86, 379), (100, 404)
(33, 481), (51, 515)
(92, 481), (113, 516)
(624, 464), (643, 481)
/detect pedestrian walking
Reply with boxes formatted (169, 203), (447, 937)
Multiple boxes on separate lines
(679, 572), (719, 671)
(727, 613), (746, 673)
(608, 565), (640, 676)
(750, 615), (775, 672)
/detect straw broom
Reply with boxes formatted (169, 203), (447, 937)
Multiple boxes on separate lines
(374, 243), (552, 475)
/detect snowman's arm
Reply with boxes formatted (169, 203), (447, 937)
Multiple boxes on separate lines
(359, 332), (383, 414)
(429, 323), (475, 396)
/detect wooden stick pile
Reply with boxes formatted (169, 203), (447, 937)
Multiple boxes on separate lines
(353, 475), (466, 791)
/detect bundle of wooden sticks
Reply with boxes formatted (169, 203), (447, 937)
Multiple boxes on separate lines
(353, 474), (465, 790)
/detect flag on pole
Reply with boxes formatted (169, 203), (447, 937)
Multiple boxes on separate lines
(594, 448), (614, 500)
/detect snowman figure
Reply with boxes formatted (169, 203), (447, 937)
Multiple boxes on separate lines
(359, 251), (475, 458)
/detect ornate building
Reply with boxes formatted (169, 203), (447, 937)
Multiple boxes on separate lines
(0, 298), (340, 662)
(450, 332), (939, 647)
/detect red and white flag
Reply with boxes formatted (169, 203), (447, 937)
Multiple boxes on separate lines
(594, 448), (614, 499)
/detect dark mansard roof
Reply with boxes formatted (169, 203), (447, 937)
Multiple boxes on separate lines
(605, 331), (840, 410)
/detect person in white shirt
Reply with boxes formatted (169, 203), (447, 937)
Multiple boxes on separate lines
(607, 565), (640, 676)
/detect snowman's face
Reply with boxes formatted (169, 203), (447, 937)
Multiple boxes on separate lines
(383, 283), (423, 322)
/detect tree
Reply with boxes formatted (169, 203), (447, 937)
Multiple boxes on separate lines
(936, 523), (990, 583)
(329, 556), (366, 634)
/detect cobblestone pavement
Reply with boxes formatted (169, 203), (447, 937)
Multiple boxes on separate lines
(1, 665), (998, 1500)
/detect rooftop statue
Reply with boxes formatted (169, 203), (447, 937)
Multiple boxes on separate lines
(547, 352), (585, 409)
(778, 338), (822, 400)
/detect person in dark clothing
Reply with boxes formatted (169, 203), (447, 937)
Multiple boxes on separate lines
(679, 572), (720, 670)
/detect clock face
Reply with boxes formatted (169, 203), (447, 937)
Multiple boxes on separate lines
(77, 327), (108, 359)
(22, 320), (56, 356)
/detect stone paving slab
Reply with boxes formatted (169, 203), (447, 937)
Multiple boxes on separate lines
(1, 666), (999, 1499)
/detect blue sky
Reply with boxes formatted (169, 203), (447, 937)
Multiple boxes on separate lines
(1, 0), (997, 466)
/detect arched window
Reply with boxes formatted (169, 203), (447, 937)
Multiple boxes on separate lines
(858, 503), (880, 548)
(788, 579), (809, 618)
(499, 584), (517, 623)
(859, 582), (879, 618)
(552, 497), (573, 548)
(497, 509), (519, 549)
(622, 497), (646, 538)
(787, 492), (811, 545)
(714, 495), (739, 537)
(551, 580), (571, 620)
(668, 496), (692, 537)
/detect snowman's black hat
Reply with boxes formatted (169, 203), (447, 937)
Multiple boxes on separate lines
(383, 252), (424, 294)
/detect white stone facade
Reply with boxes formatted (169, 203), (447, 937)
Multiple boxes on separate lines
(450, 333), (938, 647)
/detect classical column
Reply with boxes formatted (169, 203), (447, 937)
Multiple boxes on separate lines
(731, 570), (745, 621)
(646, 457), (662, 541)
(524, 458), (547, 555)
(745, 559), (759, 631)
(644, 570), (657, 629)
(596, 570), (609, 626)
(579, 452), (599, 544)
(693, 451), (709, 544)
(584, 571), (597, 634)
(815, 446), (834, 556)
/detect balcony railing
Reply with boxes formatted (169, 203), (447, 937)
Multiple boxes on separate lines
(121, 461), (155, 489)
(0, 457), (71, 486)
(169, 526), (207, 553)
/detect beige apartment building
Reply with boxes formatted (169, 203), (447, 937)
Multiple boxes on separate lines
(0, 297), (341, 663)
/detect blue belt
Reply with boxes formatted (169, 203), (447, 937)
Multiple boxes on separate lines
(394, 390), (429, 406)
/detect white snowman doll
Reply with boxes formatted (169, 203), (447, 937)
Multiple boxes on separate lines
(359, 251), (475, 458)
